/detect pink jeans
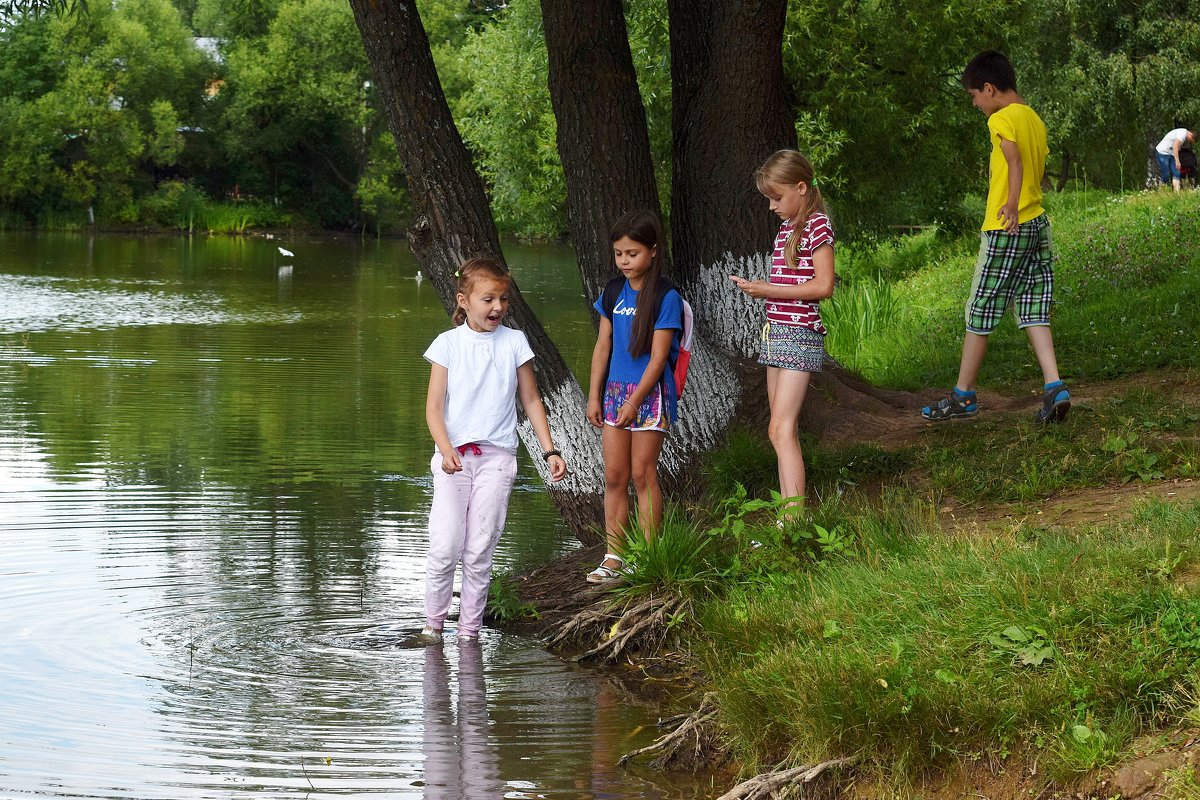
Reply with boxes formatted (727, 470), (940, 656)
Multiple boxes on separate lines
(425, 445), (517, 636)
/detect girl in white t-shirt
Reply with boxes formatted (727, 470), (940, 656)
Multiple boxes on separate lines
(419, 258), (567, 643)
(729, 149), (835, 522)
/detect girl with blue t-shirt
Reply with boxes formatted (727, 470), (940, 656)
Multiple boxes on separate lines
(585, 210), (683, 584)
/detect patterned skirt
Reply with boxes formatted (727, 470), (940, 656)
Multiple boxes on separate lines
(757, 322), (825, 372)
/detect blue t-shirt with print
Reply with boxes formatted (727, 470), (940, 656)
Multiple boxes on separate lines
(593, 280), (683, 417)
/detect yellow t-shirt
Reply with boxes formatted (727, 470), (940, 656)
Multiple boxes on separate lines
(982, 103), (1048, 231)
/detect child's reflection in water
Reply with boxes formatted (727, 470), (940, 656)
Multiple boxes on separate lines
(421, 641), (499, 799)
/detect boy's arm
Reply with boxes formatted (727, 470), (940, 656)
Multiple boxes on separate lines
(998, 137), (1022, 234)
(1174, 137), (1184, 170)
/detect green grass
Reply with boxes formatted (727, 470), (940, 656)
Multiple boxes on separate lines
(692, 495), (1200, 778)
(828, 190), (1200, 391)
(702, 383), (1200, 509)
(613, 186), (1200, 790)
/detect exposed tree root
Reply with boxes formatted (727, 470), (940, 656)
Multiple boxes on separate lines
(546, 590), (689, 664)
(715, 756), (858, 800)
(618, 691), (726, 772)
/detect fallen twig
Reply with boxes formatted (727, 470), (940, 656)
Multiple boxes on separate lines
(618, 692), (719, 767)
(716, 756), (858, 800)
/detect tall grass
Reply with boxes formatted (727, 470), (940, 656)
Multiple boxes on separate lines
(826, 190), (1200, 390)
(695, 495), (1200, 778)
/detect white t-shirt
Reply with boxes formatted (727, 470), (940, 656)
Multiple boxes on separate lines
(1156, 128), (1190, 155)
(423, 324), (535, 453)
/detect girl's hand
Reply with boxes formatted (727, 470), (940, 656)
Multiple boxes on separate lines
(547, 454), (567, 482)
(730, 275), (770, 299)
(439, 449), (462, 474)
(614, 399), (638, 428)
(586, 397), (603, 429)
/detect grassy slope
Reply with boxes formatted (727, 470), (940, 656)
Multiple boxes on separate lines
(825, 190), (1200, 391)
(640, 190), (1200, 789)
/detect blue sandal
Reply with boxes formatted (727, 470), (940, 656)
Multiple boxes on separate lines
(921, 389), (978, 421)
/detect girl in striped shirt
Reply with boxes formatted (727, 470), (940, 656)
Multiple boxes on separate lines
(730, 149), (835, 521)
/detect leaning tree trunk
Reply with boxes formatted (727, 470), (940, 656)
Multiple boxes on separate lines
(541, 0), (663, 309)
(670, 0), (917, 441)
(349, 0), (604, 541)
(542, 0), (743, 488)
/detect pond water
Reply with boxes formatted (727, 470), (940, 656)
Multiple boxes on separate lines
(0, 232), (707, 798)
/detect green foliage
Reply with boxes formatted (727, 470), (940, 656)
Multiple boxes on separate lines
(1018, 0), (1200, 192)
(1163, 764), (1200, 800)
(0, 0), (205, 222)
(438, 0), (670, 238)
(987, 624), (1059, 667)
(826, 190), (1200, 391)
(218, 0), (383, 227)
(783, 0), (1008, 239)
(451, 0), (564, 237)
(695, 496), (1200, 775)
(486, 570), (540, 622)
(617, 508), (729, 600)
(702, 427), (779, 502)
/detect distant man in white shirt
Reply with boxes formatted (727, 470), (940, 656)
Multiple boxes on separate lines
(1155, 127), (1195, 192)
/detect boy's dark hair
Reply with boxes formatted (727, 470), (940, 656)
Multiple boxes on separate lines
(961, 50), (1017, 92)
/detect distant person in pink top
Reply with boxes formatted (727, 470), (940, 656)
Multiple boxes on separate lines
(730, 149), (835, 521)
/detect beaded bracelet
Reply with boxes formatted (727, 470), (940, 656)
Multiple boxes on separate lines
(542, 449), (562, 461)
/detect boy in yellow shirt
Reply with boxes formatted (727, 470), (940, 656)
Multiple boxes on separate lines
(921, 50), (1070, 424)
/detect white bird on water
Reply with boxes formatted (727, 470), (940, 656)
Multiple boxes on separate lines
(277, 246), (294, 257)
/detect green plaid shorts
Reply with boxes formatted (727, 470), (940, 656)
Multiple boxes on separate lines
(966, 214), (1055, 334)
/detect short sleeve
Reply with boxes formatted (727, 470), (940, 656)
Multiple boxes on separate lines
(807, 215), (834, 251)
(655, 289), (683, 331)
(424, 331), (451, 367)
(988, 111), (1017, 143)
(510, 328), (535, 368)
(593, 295), (608, 319)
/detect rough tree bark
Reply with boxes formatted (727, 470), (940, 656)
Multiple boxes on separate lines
(541, 0), (663, 307)
(670, 0), (918, 440)
(348, 0), (604, 541)
(542, 0), (744, 487)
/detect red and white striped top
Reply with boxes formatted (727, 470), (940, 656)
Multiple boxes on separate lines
(765, 213), (834, 334)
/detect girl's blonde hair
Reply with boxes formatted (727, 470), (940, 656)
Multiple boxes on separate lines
(754, 149), (826, 268)
(452, 257), (511, 326)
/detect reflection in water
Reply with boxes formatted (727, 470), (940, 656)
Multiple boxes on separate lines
(0, 232), (709, 799)
(421, 643), (499, 798)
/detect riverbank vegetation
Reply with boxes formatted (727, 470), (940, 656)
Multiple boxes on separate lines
(3, 0), (1199, 236)
(543, 189), (1200, 796)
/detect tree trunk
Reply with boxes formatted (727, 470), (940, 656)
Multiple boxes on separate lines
(669, 0), (917, 446)
(541, 0), (663, 307)
(542, 0), (745, 491)
(349, 0), (604, 541)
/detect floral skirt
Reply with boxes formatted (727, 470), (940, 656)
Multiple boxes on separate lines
(602, 380), (669, 432)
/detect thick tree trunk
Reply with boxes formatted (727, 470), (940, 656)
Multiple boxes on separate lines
(542, 0), (743, 491)
(541, 0), (663, 306)
(669, 0), (916, 445)
(349, 0), (604, 541)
